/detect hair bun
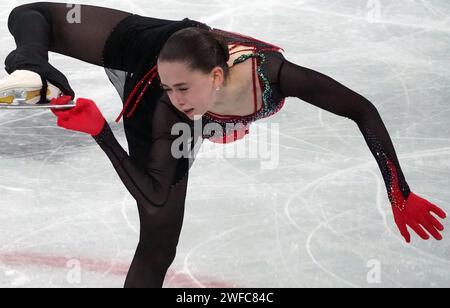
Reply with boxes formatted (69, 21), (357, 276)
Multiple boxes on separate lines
(210, 32), (230, 63)
(219, 40), (230, 62)
(217, 39), (230, 62)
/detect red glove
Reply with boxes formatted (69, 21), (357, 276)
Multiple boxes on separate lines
(393, 193), (446, 243)
(50, 96), (105, 136)
(388, 161), (447, 243)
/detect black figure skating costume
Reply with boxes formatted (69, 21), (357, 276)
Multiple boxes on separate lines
(6, 2), (416, 287)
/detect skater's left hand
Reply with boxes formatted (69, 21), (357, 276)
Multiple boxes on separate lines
(387, 160), (446, 243)
(50, 96), (105, 136)
(392, 192), (447, 243)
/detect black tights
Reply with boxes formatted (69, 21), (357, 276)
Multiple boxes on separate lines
(125, 175), (188, 288)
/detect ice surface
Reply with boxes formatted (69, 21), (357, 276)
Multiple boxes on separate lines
(0, 0), (449, 288)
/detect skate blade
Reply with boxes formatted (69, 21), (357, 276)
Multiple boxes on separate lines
(0, 101), (76, 109)
(0, 88), (75, 109)
(0, 88), (48, 104)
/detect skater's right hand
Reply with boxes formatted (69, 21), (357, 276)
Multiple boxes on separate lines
(50, 96), (106, 136)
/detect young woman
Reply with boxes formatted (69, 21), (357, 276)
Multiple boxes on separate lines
(4, 2), (446, 288)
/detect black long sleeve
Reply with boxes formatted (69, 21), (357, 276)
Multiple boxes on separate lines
(93, 97), (195, 215)
(275, 58), (411, 207)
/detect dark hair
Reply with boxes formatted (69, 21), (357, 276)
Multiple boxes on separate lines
(158, 27), (230, 79)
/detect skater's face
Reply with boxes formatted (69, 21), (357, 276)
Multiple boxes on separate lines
(158, 60), (224, 120)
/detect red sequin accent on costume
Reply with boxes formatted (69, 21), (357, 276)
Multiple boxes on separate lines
(115, 64), (159, 123)
(203, 30), (285, 144)
(387, 159), (407, 211)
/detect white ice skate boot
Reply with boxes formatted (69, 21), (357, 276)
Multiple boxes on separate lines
(0, 70), (75, 109)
